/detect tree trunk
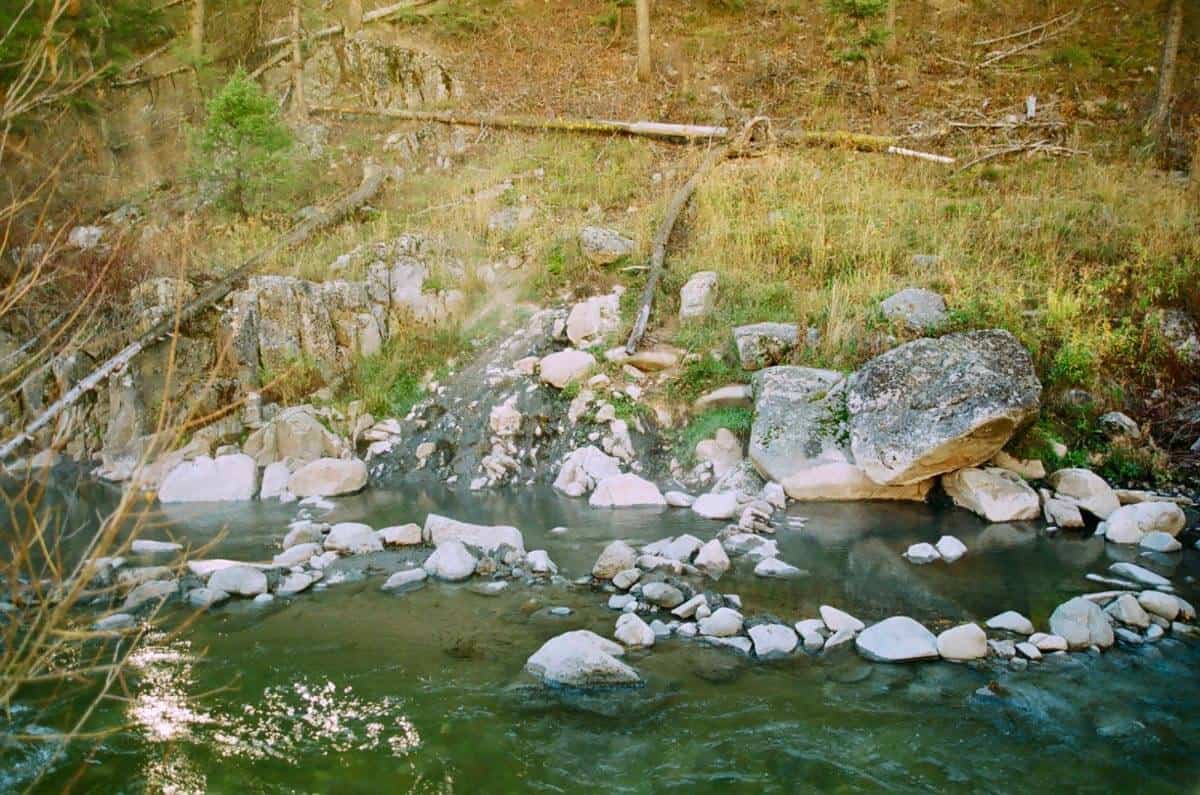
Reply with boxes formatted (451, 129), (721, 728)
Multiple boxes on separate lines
(346, 0), (363, 34)
(1143, 0), (1184, 147)
(884, 0), (897, 58)
(189, 0), (205, 90)
(290, 0), (306, 120)
(636, 0), (651, 81)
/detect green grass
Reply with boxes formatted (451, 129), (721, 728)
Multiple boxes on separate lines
(344, 324), (469, 418)
(674, 406), (754, 466)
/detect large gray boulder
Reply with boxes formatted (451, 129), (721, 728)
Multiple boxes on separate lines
(158, 454), (258, 503)
(1049, 596), (1114, 649)
(846, 330), (1041, 486)
(748, 367), (932, 501)
(525, 630), (641, 687)
(733, 323), (799, 370)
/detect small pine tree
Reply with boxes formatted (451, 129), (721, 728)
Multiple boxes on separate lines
(191, 69), (292, 216)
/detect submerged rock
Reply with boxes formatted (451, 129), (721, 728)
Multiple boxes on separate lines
(525, 630), (640, 687)
(381, 568), (427, 592)
(855, 616), (939, 662)
(846, 329), (1041, 486)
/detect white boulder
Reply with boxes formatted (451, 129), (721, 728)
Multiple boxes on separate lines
(158, 454), (258, 503)
(525, 630), (640, 687)
(855, 616), (939, 662)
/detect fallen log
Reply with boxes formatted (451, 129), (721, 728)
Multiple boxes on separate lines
(0, 164), (387, 462)
(257, 0), (437, 51)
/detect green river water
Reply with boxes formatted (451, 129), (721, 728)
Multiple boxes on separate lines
(4, 479), (1200, 793)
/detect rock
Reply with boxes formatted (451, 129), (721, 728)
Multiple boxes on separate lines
(1099, 411), (1141, 439)
(1159, 308), (1199, 364)
(381, 568), (427, 592)
(287, 458), (368, 498)
(679, 271), (719, 319)
(935, 535), (967, 563)
(820, 605), (865, 633)
(936, 623), (988, 661)
(879, 287), (948, 331)
(989, 451), (1046, 480)
(324, 522), (384, 554)
(664, 491), (696, 508)
(799, 629), (825, 653)
(272, 542), (321, 568)
(565, 293), (620, 348)
(252, 593), (274, 606)
(1139, 532), (1183, 553)
(694, 539), (731, 579)
(660, 534), (703, 562)
(1043, 495), (1085, 528)
(526, 550), (558, 575)
(904, 543), (940, 565)
(589, 474), (666, 508)
(943, 467), (1041, 522)
(208, 565), (268, 597)
(692, 492), (738, 520)
(672, 594), (708, 619)
(1049, 597), (1115, 649)
(748, 624), (799, 658)
(1108, 562), (1170, 588)
(378, 523), (422, 546)
(489, 400), (522, 437)
(579, 226), (635, 264)
(855, 617), (939, 662)
(614, 613), (656, 647)
(124, 580), (177, 610)
(243, 406), (346, 467)
(539, 349), (596, 389)
(424, 514), (525, 554)
(1138, 591), (1180, 621)
(989, 639), (1016, 659)
(283, 521), (325, 549)
(1047, 469), (1120, 519)
(488, 205), (534, 233)
(1101, 502), (1186, 545)
(627, 350), (678, 372)
(698, 607), (743, 637)
(593, 540), (638, 579)
(694, 384), (753, 412)
(1106, 594), (1150, 629)
(612, 568), (641, 590)
(695, 428), (743, 480)
(1015, 641), (1043, 660)
(608, 594), (635, 610)
(1029, 633), (1068, 652)
(641, 582), (685, 609)
(525, 630), (640, 687)
(553, 446), (622, 497)
(187, 588), (229, 608)
(824, 629), (856, 652)
(985, 611), (1035, 635)
(422, 540), (478, 582)
(68, 225), (104, 249)
(733, 323), (800, 370)
(131, 540), (183, 555)
(760, 482), (787, 509)
(754, 558), (803, 578)
(847, 330), (1042, 486)
(277, 572), (316, 596)
(749, 367), (932, 502)
(260, 461), (293, 499)
(158, 454), (258, 503)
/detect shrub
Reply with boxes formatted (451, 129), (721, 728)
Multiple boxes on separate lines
(191, 69), (293, 216)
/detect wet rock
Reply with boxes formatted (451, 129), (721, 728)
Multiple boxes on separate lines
(287, 457), (368, 498)
(158, 454), (258, 503)
(283, 521), (326, 549)
(424, 514), (525, 554)
(820, 605), (865, 633)
(942, 467), (1040, 522)
(986, 611), (1035, 635)
(672, 594), (708, 619)
(753, 557), (803, 578)
(525, 630), (640, 687)
(187, 588), (229, 608)
(277, 572), (316, 596)
(423, 540), (478, 582)
(749, 366), (932, 502)
(694, 539), (731, 579)
(1100, 502), (1186, 545)
(381, 568), (427, 592)
(988, 639), (1016, 658)
(579, 227), (635, 265)
(553, 446), (621, 497)
(1049, 597), (1114, 649)
(1042, 493), (1085, 528)
(208, 565), (268, 597)
(526, 550), (558, 576)
(378, 523), (422, 546)
(679, 271), (719, 319)
(589, 473), (666, 507)
(593, 540), (638, 579)
(1139, 532), (1182, 553)
(1108, 562), (1170, 588)
(855, 616), (939, 662)
(657, 534), (702, 562)
(131, 539), (183, 555)
(935, 535), (967, 563)
(936, 623), (987, 661)
(614, 613), (655, 647)
(699, 607), (743, 637)
(1015, 641), (1043, 660)
(847, 329), (1041, 486)
(260, 461), (293, 500)
(325, 522), (384, 554)
(1138, 591), (1180, 621)
(733, 323), (800, 370)
(749, 624), (798, 659)
(904, 543), (940, 565)
(608, 594), (635, 611)
(1029, 632), (1068, 652)
(692, 491), (738, 520)
(1106, 594), (1150, 629)
(641, 582), (685, 609)
(879, 287), (948, 331)
(539, 349), (596, 389)
(273, 542), (321, 568)
(1047, 468), (1119, 519)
